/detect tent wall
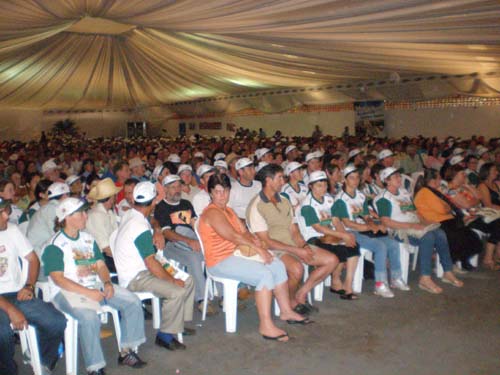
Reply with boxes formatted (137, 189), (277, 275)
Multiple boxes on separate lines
(163, 110), (355, 138)
(384, 106), (500, 139)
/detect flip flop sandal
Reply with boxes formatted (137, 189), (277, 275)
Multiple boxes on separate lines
(418, 283), (442, 294)
(262, 333), (289, 342)
(329, 288), (346, 295)
(340, 293), (359, 300)
(287, 318), (314, 325)
(441, 277), (463, 287)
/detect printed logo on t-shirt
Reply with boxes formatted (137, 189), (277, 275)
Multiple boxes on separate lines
(170, 210), (192, 225)
(350, 204), (363, 218)
(72, 248), (98, 287)
(0, 257), (7, 277)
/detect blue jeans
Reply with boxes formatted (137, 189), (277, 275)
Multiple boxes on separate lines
(53, 285), (145, 372)
(397, 229), (453, 276)
(353, 232), (402, 283)
(0, 293), (66, 375)
(209, 256), (288, 291)
(164, 225), (206, 301)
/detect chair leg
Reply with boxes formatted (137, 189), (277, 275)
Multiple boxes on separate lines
(399, 245), (410, 284)
(223, 282), (239, 333)
(353, 250), (366, 294)
(412, 248), (419, 271)
(152, 297), (161, 330)
(313, 282), (324, 302)
(64, 314), (78, 375)
(469, 254), (479, 267)
(202, 279), (210, 321)
(435, 254), (444, 278)
(274, 298), (280, 317)
(26, 326), (42, 375)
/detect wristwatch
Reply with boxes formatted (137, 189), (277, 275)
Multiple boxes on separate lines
(24, 284), (35, 292)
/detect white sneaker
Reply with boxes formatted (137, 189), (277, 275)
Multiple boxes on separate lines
(374, 283), (395, 298)
(391, 278), (411, 291)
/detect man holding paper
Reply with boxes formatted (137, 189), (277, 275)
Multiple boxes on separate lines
(113, 181), (195, 352)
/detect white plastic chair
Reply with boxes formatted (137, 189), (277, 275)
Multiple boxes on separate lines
(17, 324), (43, 375)
(194, 219), (242, 333)
(400, 242), (418, 284)
(352, 248), (371, 294)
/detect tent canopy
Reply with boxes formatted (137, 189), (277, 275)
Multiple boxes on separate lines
(1, 0), (499, 111)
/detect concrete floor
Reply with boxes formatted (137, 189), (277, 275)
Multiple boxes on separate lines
(17, 269), (500, 375)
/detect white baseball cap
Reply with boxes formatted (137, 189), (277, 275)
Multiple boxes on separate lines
(129, 157), (145, 169)
(285, 145), (297, 155)
(380, 167), (400, 182)
(476, 146), (488, 156)
(56, 197), (89, 221)
(449, 155), (464, 166)
(284, 161), (303, 176)
(305, 151), (322, 163)
(177, 164), (193, 175)
(151, 165), (165, 181)
(162, 174), (181, 186)
(308, 170), (328, 184)
(48, 182), (70, 199)
(452, 148), (465, 156)
(343, 164), (359, 178)
(348, 148), (362, 160)
(41, 159), (59, 173)
(196, 164), (215, 177)
(235, 157), (254, 171)
(255, 148), (272, 160)
(133, 181), (157, 203)
(167, 154), (181, 163)
(214, 160), (228, 170)
(214, 152), (226, 161)
(194, 151), (204, 158)
(378, 149), (394, 161)
(65, 175), (80, 186)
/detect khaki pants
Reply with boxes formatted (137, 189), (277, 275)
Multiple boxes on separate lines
(128, 270), (195, 334)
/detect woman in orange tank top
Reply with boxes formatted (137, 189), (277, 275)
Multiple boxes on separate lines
(199, 174), (310, 342)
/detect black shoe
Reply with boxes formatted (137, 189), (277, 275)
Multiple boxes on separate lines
(303, 302), (319, 314)
(118, 351), (147, 368)
(292, 304), (310, 316)
(461, 261), (476, 271)
(87, 369), (105, 375)
(155, 336), (186, 351)
(182, 327), (196, 336)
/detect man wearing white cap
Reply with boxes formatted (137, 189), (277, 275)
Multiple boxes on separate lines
(476, 145), (490, 172)
(154, 175), (213, 315)
(399, 144), (424, 175)
(27, 182), (70, 268)
(178, 164), (200, 203)
(302, 151), (323, 186)
(41, 159), (61, 182)
(228, 158), (262, 220)
(114, 182), (195, 351)
(347, 148), (363, 166)
(86, 178), (122, 272)
(255, 148), (274, 164)
(281, 145), (299, 170)
(281, 162), (307, 209)
(43, 197), (147, 373)
(129, 157), (148, 182)
(377, 149), (395, 168)
(192, 165), (216, 216)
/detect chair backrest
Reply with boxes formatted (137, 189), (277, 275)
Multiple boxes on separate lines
(193, 219), (206, 257)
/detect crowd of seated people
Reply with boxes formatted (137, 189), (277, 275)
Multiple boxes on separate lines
(1, 130), (500, 374)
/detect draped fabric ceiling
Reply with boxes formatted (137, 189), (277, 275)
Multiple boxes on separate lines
(1, 0), (500, 113)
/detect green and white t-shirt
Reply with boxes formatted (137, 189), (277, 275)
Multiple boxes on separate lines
(281, 182), (308, 208)
(0, 223), (34, 294)
(113, 208), (156, 288)
(42, 230), (104, 299)
(374, 188), (418, 223)
(331, 189), (369, 227)
(299, 192), (335, 241)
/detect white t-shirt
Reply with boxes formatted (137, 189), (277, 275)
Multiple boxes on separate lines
(374, 188), (419, 223)
(42, 230), (103, 299)
(298, 192), (336, 241)
(116, 198), (132, 218)
(113, 209), (156, 288)
(192, 189), (211, 217)
(281, 182), (308, 208)
(0, 223), (34, 294)
(332, 189), (369, 227)
(228, 179), (262, 219)
(181, 185), (201, 204)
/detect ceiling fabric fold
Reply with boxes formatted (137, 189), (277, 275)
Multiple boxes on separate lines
(0, 0), (499, 111)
